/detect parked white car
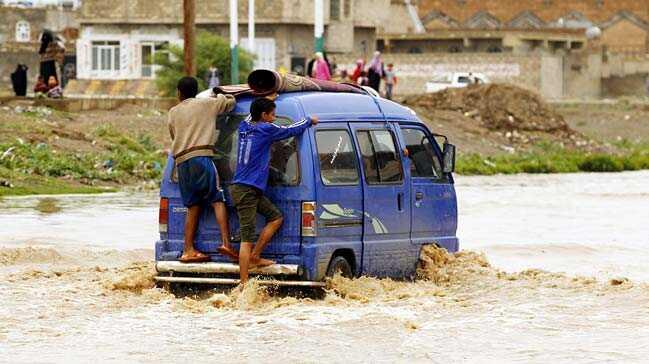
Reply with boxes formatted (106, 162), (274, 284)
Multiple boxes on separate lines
(425, 72), (490, 93)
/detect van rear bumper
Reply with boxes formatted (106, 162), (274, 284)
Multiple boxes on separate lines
(156, 261), (301, 276)
(154, 276), (325, 287)
(154, 261), (325, 287)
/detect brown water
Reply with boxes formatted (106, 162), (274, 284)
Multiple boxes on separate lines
(2, 172), (649, 363)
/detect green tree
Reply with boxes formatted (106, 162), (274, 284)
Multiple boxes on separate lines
(154, 31), (254, 96)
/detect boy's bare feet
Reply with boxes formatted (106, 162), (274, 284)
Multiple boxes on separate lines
(250, 257), (275, 268)
(217, 245), (239, 262)
(179, 251), (210, 263)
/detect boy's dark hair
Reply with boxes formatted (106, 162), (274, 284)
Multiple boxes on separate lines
(177, 76), (198, 99)
(387, 63), (394, 67)
(250, 97), (276, 121)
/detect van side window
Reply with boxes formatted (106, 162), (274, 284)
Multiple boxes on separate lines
(315, 130), (360, 185)
(401, 128), (443, 179)
(213, 114), (299, 186)
(356, 130), (403, 184)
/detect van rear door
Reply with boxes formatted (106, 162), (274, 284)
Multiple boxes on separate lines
(163, 113), (304, 258)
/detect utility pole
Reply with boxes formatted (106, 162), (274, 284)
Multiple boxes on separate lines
(314, 0), (324, 53)
(248, 0), (255, 55)
(183, 0), (196, 76)
(230, 0), (239, 84)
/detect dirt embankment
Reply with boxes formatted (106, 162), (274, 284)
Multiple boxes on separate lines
(402, 84), (599, 155)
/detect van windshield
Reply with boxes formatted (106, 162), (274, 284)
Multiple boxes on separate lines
(213, 114), (299, 187)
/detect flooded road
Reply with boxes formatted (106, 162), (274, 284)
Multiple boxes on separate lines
(1, 171), (648, 363)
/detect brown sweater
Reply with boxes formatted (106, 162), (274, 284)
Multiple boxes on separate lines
(168, 95), (236, 165)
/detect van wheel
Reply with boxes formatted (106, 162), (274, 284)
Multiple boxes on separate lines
(326, 256), (353, 278)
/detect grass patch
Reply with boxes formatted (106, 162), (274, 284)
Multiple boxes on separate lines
(35, 197), (62, 214)
(457, 142), (649, 175)
(0, 127), (165, 196)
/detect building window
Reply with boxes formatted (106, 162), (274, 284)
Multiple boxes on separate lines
(330, 0), (340, 21)
(91, 41), (120, 72)
(15, 21), (30, 42)
(141, 42), (168, 78)
(343, 0), (351, 18)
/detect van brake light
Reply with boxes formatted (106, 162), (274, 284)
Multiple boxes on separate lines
(159, 198), (169, 233)
(301, 201), (316, 237)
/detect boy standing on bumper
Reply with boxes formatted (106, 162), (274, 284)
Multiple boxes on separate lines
(231, 97), (318, 283)
(168, 77), (238, 263)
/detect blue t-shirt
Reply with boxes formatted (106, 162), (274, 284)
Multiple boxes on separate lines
(233, 116), (310, 191)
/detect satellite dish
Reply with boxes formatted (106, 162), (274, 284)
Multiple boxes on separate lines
(586, 26), (602, 39)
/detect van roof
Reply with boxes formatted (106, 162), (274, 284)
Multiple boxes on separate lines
(231, 91), (422, 124)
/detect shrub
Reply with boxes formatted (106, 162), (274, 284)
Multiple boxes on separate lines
(154, 31), (254, 96)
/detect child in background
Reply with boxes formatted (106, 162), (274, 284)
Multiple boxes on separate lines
(46, 76), (63, 98)
(357, 71), (369, 87)
(384, 63), (398, 100)
(34, 76), (49, 97)
(231, 96), (318, 284)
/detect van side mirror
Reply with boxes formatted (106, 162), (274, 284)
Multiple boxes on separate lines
(442, 143), (456, 173)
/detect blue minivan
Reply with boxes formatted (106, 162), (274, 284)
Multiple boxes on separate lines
(155, 90), (458, 288)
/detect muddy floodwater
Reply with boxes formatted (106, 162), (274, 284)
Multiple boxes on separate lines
(1, 171), (648, 363)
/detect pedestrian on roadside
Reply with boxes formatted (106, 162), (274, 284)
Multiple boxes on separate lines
(39, 30), (65, 84)
(350, 59), (364, 84)
(311, 52), (331, 81)
(231, 97), (318, 284)
(367, 51), (384, 92)
(10, 64), (28, 97)
(168, 76), (239, 263)
(205, 65), (220, 89)
(46, 76), (63, 99)
(384, 63), (397, 100)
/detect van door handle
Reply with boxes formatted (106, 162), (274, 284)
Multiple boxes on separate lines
(415, 192), (424, 201)
(397, 193), (403, 211)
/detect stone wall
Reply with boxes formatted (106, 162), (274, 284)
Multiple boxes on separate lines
(337, 52), (543, 95)
(417, 0), (649, 25)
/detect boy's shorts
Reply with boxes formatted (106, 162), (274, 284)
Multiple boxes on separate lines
(230, 184), (283, 243)
(177, 156), (226, 207)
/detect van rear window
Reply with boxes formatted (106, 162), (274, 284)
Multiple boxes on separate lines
(315, 130), (360, 185)
(213, 114), (299, 186)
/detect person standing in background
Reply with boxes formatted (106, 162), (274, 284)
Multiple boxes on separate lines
(39, 30), (65, 84)
(367, 51), (384, 92)
(311, 52), (331, 81)
(350, 59), (364, 84)
(384, 63), (397, 100)
(205, 65), (220, 89)
(10, 64), (28, 97)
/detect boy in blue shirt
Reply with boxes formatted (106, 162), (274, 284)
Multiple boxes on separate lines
(231, 96), (318, 284)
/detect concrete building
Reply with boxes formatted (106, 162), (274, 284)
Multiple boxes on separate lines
(0, 5), (78, 91)
(75, 0), (416, 80)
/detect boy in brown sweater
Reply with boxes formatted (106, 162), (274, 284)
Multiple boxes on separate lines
(168, 77), (238, 263)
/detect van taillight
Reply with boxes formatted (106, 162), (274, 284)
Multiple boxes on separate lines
(159, 198), (169, 233)
(301, 201), (316, 237)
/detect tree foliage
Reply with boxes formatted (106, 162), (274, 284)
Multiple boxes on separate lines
(154, 31), (254, 96)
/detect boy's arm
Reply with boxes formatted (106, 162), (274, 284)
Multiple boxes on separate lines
(266, 116), (317, 141)
(167, 113), (175, 141)
(211, 94), (236, 115)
